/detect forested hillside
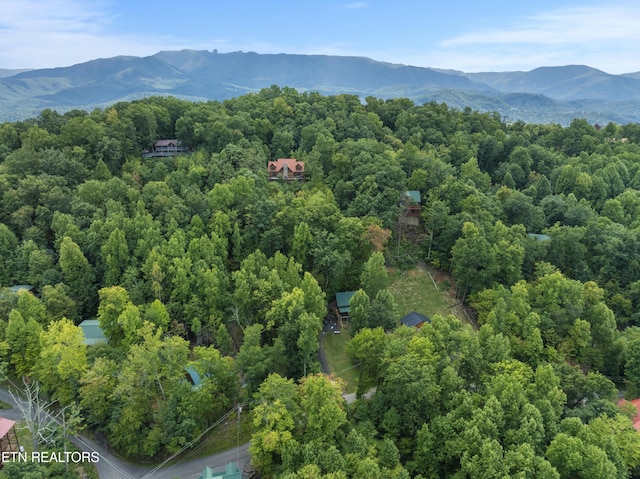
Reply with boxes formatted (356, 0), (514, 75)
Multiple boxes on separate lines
(2, 88), (640, 478)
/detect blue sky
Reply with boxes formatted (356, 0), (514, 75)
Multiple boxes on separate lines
(2, 0), (639, 74)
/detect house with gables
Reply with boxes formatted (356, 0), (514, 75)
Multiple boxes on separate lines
(268, 158), (305, 181)
(142, 139), (189, 158)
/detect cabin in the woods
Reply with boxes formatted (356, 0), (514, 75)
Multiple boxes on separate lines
(334, 291), (355, 327)
(401, 311), (431, 329)
(142, 139), (189, 158)
(79, 319), (108, 346)
(268, 158), (305, 181)
(399, 190), (421, 225)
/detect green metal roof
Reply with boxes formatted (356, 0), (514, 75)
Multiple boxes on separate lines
(79, 319), (108, 346)
(527, 233), (551, 241)
(335, 291), (355, 314)
(404, 190), (421, 203)
(8, 285), (34, 293)
(198, 463), (242, 479)
(185, 366), (202, 387)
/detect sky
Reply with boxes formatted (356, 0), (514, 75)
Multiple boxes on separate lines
(1, 0), (639, 74)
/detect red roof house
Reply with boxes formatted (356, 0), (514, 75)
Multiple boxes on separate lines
(268, 158), (305, 181)
(0, 417), (19, 455)
(618, 398), (640, 430)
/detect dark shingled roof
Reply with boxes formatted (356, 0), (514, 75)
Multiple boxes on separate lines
(401, 311), (430, 328)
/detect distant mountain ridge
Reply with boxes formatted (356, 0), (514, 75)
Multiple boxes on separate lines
(2, 50), (640, 124)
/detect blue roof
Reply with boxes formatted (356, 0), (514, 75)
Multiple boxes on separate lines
(335, 291), (355, 314)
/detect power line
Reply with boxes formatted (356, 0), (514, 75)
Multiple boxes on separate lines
(139, 403), (247, 479)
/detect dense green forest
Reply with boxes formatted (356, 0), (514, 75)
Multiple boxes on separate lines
(2, 87), (640, 478)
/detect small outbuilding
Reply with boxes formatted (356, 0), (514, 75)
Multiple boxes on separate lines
(401, 311), (431, 329)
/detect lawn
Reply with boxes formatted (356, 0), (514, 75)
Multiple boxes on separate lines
(321, 329), (360, 394)
(319, 266), (467, 396)
(387, 267), (465, 321)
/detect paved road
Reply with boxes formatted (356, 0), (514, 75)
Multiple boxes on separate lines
(151, 444), (250, 479)
(0, 385), (250, 479)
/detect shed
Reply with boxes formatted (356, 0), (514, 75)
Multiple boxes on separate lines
(198, 462), (242, 479)
(79, 319), (108, 346)
(401, 311), (431, 329)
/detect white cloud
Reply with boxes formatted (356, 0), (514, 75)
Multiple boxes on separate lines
(436, 5), (640, 73)
(0, 0), (175, 68)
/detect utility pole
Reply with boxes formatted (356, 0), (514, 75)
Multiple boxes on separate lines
(236, 405), (242, 468)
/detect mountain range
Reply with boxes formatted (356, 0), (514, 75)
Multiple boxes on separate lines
(2, 49), (640, 125)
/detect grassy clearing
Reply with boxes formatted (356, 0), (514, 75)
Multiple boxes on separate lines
(188, 409), (252, 458)
(388, 267), (464, 321)
(319, 267), (467, 396)
(321, 329), (359, 394)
